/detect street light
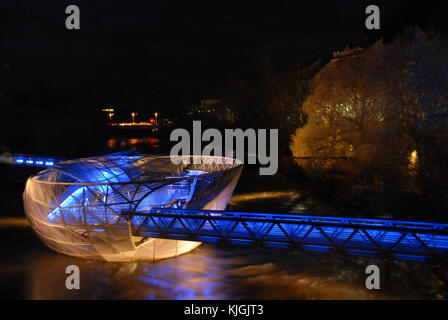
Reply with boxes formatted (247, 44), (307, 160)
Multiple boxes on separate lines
(154, 112), (158, 125)
(131, 112), (137, 124)
(108, 113), (114, 123)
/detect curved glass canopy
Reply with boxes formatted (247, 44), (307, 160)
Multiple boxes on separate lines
(23, 154), (242, 262)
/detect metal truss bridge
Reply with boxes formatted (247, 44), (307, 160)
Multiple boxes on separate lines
(5, 151), (448, 263)
(129, 208), (448, 263)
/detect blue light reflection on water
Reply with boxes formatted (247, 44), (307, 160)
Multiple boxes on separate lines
(28, 154), (448, 299)
(23, 238), (447, 300)
(134, 251), (229, 300)
(17, 186), (448, 300)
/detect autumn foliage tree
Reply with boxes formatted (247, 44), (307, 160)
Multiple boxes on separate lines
(290, 27), (448, 217)
(291, 42), (392, 180)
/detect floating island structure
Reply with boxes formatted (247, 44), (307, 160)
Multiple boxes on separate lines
(23, 154), (242, 262)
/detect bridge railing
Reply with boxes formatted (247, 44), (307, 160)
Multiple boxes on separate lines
(130, 208), (448, 263)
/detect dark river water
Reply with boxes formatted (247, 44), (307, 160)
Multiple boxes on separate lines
(0, 137), (447, 299)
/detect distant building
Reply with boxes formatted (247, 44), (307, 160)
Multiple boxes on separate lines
(186, 99), (234, 123)
(332, 46), (364, 61)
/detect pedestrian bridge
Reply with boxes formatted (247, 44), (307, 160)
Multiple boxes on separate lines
(128, 208), (448, 263)
(6, 151), (448, 263)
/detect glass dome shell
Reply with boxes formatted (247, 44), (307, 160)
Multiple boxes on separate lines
(23, 154), (242, 262)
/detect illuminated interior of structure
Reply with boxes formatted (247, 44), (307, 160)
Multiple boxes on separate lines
(23, 154), (243, 262)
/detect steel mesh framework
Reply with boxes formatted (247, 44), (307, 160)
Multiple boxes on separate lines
(22, 152), (448, 264)
(133, 209), (448, 263)
(23, 154), (243, 261)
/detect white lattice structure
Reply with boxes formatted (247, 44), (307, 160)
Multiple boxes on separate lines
(23, 154), (242, 262)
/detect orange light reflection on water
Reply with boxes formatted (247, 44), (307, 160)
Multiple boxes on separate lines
(107, 137), (160, 150)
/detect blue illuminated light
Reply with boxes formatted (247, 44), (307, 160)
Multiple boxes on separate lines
(183, 170), (207, 176)
(31, 153), (448, 263)
(8, 154), (60, 167)
(48, 186), (87, 223)
(133, 207), (448, 263)
(24, 154), (244, 262)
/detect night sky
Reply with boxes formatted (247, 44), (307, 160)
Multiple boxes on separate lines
(0, 0), (446, 108)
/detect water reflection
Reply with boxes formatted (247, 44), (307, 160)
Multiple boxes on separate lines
(229, 191), (300, 205)
(0, 217), (29, 228)
(27, 244), (396, 300)
(107, 137), (159, 150)
(2, 188), (447, 299)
